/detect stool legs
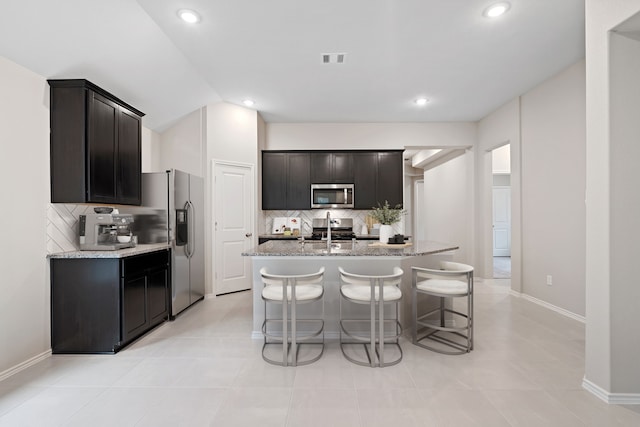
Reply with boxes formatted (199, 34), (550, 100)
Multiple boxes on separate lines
(262, 276), (325, 367)
(339, 278), (403, 367)
(411, 265), (474, 355)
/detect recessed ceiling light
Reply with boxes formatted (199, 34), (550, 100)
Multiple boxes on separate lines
(242, 99), (255, 107)
(177, 9), (201, 24)
(414, 98), (429, 106)
(483, 2), (510, 18)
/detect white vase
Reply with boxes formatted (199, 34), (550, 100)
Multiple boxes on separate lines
(379, 224), (393, 244)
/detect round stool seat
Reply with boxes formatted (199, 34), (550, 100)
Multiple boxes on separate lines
(416, 279), (469, 296)
(262, 284), (323, 301)
(341, 284), (402, 302)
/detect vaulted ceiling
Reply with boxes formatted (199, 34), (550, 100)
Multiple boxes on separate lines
(0, 0), (585, 131)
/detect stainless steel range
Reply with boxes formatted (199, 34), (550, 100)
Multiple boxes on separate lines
(310, 217), (356, 240)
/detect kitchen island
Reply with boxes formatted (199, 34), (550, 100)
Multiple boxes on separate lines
(243, 239), (459, 338)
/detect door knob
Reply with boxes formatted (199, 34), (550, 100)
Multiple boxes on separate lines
(245, 233), (252, 237)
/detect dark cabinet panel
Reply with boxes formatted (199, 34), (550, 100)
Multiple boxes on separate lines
(49, 87), (87, 202)
(121, 250), (170, 344)
(310, 153), (332, 183)
(262, 152), (287, 210)
(377, 151), (403, 207)
(148, 267), (169, 326)
(263, 150), (402, 210)
(262, 152), (310, 210)
(117, 109), (142, 205)
(353, 152), (378, 209)
(287, 153), (311, 209)
(122, 274), (148, 343)
(48, 79), (144, 205)
(353, 151), (403, 209)
(310, 152), (353, 183)
(88, 92), (118, 202)
(50, 258), (121, 354)
(50, 249), (169, 354)
(333, 153), (353, 182)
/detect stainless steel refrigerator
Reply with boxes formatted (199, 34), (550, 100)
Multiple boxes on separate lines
(124, 169), (205, 318)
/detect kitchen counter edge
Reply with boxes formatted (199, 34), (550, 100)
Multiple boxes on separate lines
(47, 243), (171, 259)
(242, 240), (458, 257)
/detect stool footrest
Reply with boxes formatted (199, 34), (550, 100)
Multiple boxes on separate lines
(262, 319), (324, 342)
(339, 341), (403, 367)
(414, 327), (471, 354)
(416, 318), (471, 333)
(262, 342), (325, 366)
(340, 319), (403, 342)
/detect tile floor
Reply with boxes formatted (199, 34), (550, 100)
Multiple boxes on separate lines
(493, 257), (511, 279)
(1, 279), (640, 426)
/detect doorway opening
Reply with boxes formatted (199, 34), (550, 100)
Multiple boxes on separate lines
(491, 144), (511, 279)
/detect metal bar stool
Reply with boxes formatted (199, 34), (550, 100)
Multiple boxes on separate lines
(260, 267), (325, 366)
(411, 261), (474, 354)
(338, 266), (403, 367)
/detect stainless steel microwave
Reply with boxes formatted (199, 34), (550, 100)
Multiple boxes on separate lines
(311, 184), (354, 208)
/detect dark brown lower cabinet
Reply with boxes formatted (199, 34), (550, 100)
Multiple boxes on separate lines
(51, 249), (169, 354)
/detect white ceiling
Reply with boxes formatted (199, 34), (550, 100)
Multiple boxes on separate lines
(0, 0), (584, 131)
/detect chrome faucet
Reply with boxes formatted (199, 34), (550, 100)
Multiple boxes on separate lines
(326, 211), (332, 248)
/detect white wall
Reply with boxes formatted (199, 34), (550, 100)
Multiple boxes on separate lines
(158, 108), (205, 177)
(265, 122), (477, 253)
(609, 30), (640, 395)
(206, 102), (260, 296)
(266, 122), (477, 150)
(141, 127), (161, 173)
(149, 102), (261, 297)
(476, 59), (586, 311)
(520, 60), (586, 317)
(422, 152), (474, 263)
(208, 103), (260, 163)
(477, 98), (521, 284)
(0, 56), (50, 375)
(492, 144), (511, 174)
(585, 0), (640, 398)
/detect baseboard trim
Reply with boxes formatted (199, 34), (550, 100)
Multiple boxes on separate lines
(509, 290), (585, 324)
(583, 377), (640, 404)
(0, 350), (52, 382)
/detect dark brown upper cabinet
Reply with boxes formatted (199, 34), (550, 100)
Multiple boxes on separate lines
(353, 151), (403, 209)
(262, 151), (311, 210)
(262, 150), (402, 210)
(310, 152), (353, 183)
(48, 79), (144, 205)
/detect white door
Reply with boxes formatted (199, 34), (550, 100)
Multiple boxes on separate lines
(493, 186), (511, 256)
(213, 161), (254, 295)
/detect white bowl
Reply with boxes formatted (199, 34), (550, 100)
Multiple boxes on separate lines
(117, 235), (132, 243)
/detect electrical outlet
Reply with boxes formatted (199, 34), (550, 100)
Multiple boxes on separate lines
(546, 275), (553, 286)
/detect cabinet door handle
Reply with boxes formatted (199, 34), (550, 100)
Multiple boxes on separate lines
(245, 233), (252, 238)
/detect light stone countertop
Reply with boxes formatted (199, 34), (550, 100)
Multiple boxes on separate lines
(47, 243), (171, 259)
(242, 239), (458, 257)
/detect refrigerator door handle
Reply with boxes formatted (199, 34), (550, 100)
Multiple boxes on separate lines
(186, 200), (195, 259)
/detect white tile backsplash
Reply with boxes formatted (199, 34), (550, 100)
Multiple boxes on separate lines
(262, 210), (404, 236)
(46, 204), (96, 253)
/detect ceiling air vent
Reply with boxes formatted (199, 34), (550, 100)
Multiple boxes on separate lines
(322, 53), (346, 64)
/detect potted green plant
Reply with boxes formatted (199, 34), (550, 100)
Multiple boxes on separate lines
(370, 201), (405, 243)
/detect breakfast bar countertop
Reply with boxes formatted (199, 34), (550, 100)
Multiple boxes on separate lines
(242, 239), (458, 257)
(47, 243), (171, 259)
